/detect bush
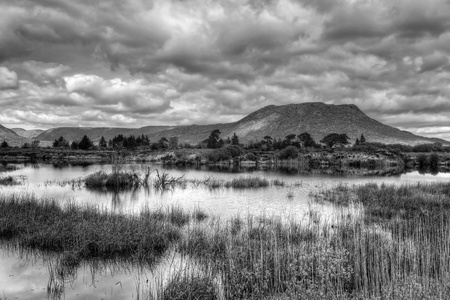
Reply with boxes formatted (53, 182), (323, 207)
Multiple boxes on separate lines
(278, 146), (299, 159)
(207, 145), (245, 163)
(246, 153), (257, 161)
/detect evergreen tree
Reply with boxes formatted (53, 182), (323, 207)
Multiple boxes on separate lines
(0, 140), (9, 148)
(360, 133), (366, 143)
(53, 136), (69, 148)
(71, 141), (79, 150)
(78, 135), (94, 150)
(231, 132), (239, 145)
(99, 136), (107, 148)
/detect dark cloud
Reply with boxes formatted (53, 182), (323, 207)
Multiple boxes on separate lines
(0, 0), (449, 140)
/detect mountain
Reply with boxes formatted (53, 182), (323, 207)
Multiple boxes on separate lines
(35, 127), (137, 143)
(0, 124), (29, 146)
(11, 128), (44, 139)
(34, 103), (449, 146)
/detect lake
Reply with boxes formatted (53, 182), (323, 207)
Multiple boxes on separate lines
(1, 162), (449, 299)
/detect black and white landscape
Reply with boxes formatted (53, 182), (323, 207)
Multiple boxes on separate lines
(1, 1), (450, 299)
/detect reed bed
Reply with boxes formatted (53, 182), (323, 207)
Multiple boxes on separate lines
(0, 193), (207, 265)
(188, 176), (282, 189)
(170, 208), (450, 300)
(315, 182), (450, 220)
(4, 182), (450, 299)
(85, 170), (150, 188)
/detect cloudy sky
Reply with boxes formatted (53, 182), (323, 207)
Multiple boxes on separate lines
(0, 0), (450, 140)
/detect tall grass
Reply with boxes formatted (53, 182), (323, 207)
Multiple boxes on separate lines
(5, 182), (450, 299)
(188, 176), (279, 189)
(223, 176), (270, 188)
(85, 169), (151, 189)
(0, 193), (206, 265)
(171, 208), (450, 299)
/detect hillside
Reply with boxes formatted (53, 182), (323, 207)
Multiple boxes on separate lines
(32, 102), (448, 146)
(35, 127), (137, 143)
(12, 128), (44, 139)
(0, 125), (29, 146)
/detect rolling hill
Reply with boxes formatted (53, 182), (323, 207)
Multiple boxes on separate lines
(26, 102), (450, 146)
(0, 124), (29, 146)
(11, 128), (44, 139)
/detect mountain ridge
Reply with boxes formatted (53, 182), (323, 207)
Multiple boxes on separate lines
(3, 102), (448, 146)
(11, 128), (45, 139)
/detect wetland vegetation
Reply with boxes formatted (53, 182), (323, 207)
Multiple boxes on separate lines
(2, 180), (450, 299)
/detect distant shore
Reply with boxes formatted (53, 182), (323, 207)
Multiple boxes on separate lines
(1, 148), (449, 174)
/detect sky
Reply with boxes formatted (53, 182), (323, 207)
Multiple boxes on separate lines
(0, 0), (450, 140)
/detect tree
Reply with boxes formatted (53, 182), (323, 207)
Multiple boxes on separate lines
(262, 136), (273, 150)
(320, 133), (350, 148)
(263, 136), (273, 144)
(99, 136), (107, 148)
(78, 135), (94, 150)
(53, 136), (69, 148)
(285, 134), (296, 145)
(297, 132), (316, 148)
(31, 140), (40, 149)
(231, 132), (239, 145)
(159, 137), (169, 149)
(360, 134), (366, 144)
(207, 129), (223, 149)
(278, 146), (299, 159)
(71, 141), (79, 150)
(354, 138), (360, 146)
(0, 140), (9, 148)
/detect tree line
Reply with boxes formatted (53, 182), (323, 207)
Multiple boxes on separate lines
(2, 129), (449, 154)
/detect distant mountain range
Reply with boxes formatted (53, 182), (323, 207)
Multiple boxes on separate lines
(0, 124), (30, 146)
(1, 103), (448, 146)
(11, 128), (45, 139)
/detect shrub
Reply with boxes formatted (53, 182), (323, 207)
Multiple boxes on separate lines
(278, 146), (299, 159)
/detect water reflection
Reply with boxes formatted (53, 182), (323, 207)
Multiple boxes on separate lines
(0, 244), (153, 300)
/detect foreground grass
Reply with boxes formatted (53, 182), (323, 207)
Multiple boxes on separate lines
(162, 182), (450, 300)
(171, 209), (450, 299)
(314, 182), (450, 220)
(4, 182), (450, 299)
(0, 194), (203, 265)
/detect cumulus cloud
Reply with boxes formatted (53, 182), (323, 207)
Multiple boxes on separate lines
(0, 0), (449, 140)
(0, 67), (18, 90)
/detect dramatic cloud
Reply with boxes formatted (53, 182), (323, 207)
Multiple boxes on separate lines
(0, 0), (450, 140)
(0, 67), (18, 90)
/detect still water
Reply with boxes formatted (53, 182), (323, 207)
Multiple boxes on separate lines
(0, 162), (449, 299)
